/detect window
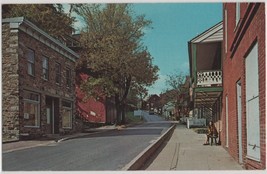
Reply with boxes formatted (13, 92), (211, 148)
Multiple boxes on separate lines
(224, 9), (228, 54)
(27, 48), (35, 76)
(62, 101), (72, 128)
(55, 63), (61, 85)
(23, 91), (40, 127)
(42, 56), (49, 80)
(236, 3), (241, 26)
(66, 68), (71, 88)
(245, 42), (260, 161)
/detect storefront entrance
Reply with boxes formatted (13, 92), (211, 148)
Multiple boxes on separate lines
(46, 96), (59, 134)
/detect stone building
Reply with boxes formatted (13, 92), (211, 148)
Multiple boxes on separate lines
(2, 17), (79, 141)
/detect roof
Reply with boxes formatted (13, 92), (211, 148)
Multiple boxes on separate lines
(189, 21), (223, 43)
(2, 17), (79, 62)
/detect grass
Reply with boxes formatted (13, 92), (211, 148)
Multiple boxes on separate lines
(126, 111), (144, 124)
(192, 127), (208, 134)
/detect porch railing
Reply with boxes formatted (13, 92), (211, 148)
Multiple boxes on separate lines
(197, 70), (222, 86)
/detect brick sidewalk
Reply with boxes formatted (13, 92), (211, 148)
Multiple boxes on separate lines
(146, 124), (244, 170)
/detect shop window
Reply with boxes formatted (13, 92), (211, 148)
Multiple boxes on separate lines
(23, 91), (40, 127)
(62, 100), (72, 128)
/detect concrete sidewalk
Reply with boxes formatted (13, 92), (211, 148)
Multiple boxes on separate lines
(2, 125), (117, 153)
(146, 124), (244, 170)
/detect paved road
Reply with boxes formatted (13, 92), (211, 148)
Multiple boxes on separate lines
(2, 113), (171, 171)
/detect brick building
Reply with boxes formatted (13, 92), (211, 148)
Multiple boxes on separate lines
(2, 17), (79, 141)
(188, 21), (223, 129)
(222, 3), (265, 169)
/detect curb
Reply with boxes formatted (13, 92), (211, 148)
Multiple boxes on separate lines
(121, 123), (177, 170)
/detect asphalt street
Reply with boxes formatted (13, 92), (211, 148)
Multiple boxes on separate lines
(2, 112), (172, 171)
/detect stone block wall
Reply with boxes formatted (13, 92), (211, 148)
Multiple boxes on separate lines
(2, 23), (20, 141)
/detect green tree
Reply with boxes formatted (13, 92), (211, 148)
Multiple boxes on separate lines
(76, 4), (158, 124)
(2, 4), (75, 40)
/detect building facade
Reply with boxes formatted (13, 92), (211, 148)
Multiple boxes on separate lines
(2, 17), (79, 141)
(76, 72), (117, 125)
(222, 3), (265, 169)
(188, 21), (223, 134)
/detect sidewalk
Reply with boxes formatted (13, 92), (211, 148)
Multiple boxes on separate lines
(2, 125), (117, 153)
(146, 124), (243, 170)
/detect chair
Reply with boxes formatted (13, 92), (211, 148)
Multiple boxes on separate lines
(208, 135), (218, 146)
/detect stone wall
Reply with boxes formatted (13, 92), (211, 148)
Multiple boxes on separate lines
(2, 20), (78, 141)
(2, 23), (20, 141)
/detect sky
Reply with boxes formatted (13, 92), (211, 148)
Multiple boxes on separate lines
(70, 2), (223, 95)
(131, 3), (223, 95)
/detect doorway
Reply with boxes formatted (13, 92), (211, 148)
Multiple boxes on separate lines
(46, 96), (59, 134)
(236, 80), (242, 164)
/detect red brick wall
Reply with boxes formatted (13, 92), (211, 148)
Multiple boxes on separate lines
(222, 3), (265, 169)
(76, 73), (107, 124)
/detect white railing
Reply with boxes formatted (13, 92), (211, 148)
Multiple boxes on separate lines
(197, 70), (222, 86)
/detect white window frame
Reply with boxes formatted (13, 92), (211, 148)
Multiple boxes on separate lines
(224, 9), (228, 54)
(23, 91), (40, 128)
(62, 101), (72, 129)
(236, 3), (241, 27)
(27, 48), (35, 76)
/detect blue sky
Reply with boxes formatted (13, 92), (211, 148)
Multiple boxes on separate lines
(67, 2), (223, 95)
(131, 3), (223, 95)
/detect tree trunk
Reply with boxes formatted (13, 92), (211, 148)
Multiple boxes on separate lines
(121, 102), (126, 124)
(115, 94), (121, 125)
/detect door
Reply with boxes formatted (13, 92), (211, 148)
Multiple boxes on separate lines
(225, 95), (229, 147)
(46, 97), (59, 134)
(53, 98), (60, 134)
(46, 97), (53, 134)
(245, 42), (260, 161)
(236, 80), (242, 163)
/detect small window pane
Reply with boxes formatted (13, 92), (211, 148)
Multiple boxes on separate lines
(55, 63), (61, 84)
(66, 68), (71, 88)
(62, 109), (72, 128)
(27, 49), (35, 76)
(42, 57), (49, 80)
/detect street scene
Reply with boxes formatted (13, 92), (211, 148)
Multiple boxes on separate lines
(1, 1), (266, 172)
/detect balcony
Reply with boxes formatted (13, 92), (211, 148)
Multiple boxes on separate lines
(197, 70), (222, 87)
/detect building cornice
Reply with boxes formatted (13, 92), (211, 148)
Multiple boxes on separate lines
(2, 17), (80, 62)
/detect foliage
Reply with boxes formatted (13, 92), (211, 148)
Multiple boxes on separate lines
(76, 4), (158, 124)
(2, 4), (75, 40)
(163, 72), (187, 106)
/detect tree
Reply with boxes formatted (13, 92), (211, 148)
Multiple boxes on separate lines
(164, 72), (187, 108)
(2, 4), (75, 41)
(76, 4), (158, 124)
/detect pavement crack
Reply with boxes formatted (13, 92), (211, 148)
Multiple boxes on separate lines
(170, 142), (180, 170)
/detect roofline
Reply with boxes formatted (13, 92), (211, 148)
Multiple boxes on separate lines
(2, 17), (80, 61)
(189, 21), (223, 44)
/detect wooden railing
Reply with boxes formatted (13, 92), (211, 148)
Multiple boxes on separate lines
(197, 70), (222, 86)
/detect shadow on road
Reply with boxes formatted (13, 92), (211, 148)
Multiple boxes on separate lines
(68, 122), (172, 140)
